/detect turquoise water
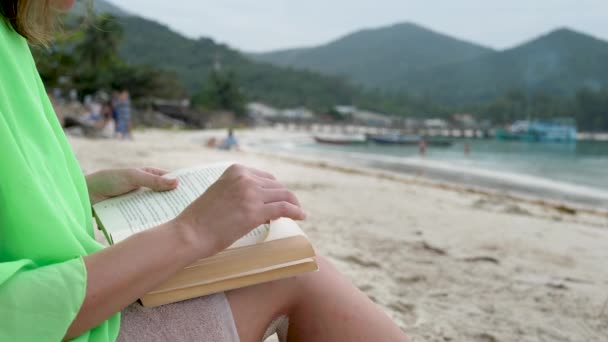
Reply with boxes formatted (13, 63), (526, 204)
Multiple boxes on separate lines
(315, 140), (608, 190)
(258, 138), (608, 208)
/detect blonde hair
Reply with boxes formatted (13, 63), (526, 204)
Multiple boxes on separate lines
(0, 0), (55, 45)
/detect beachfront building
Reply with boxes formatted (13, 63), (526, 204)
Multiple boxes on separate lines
(334, 105), (396, 127)
(247, 102), (316, 125)
(247, 102), (280, 121)
(452, 113), (477, 128)
(423, 118), (449, 129)
(281, 107), (316, 121)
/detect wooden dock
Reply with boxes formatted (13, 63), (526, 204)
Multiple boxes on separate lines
(273, 123), (493, 139)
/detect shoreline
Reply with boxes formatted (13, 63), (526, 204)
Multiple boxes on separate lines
(246, 150), (608, 234)
(243, 130), (608, 217)
(247, 148), (608, 223)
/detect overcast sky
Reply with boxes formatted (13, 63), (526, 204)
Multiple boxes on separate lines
(108, 0), (607, 52)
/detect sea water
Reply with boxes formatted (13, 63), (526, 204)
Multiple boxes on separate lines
(257, 138), (608, 209)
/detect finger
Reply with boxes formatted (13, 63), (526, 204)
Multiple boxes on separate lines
(254, 177), (285, 190)
(246, 167), (277, 180)
(263, 201), (307, 221)
(140, 167), (171, 177)
(262, 189), (301, 207)
(130, 169), (178, 191)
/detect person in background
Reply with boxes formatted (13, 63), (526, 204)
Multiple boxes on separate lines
(98, 101), (116, 139)
(114, 89), (132, 140)
(219, 128), (240, 151)
(69, 88), (78, 102)
(206, 136), (218, 148)
(111, 90), (119, 126)
(464, 142), (471, 157)
(419, 138), (427, 156)
(84, 102), (102, 125)
(0, 1), (409, 341)
(52, 87), (62, 102)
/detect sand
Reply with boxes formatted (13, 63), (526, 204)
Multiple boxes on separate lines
(69, 128), (608, 342)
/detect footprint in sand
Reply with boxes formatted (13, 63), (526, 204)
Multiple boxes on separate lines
(358, 283), (374, 292)
(474, 333), (498, 342)
(338, 255), (382, 269)
(387, 301), (417, 326)
(397, 275), (427, 284)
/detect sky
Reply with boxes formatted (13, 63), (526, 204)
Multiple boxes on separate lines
(108, 0), (608, 53)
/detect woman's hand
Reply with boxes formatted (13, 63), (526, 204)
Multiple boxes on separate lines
(174, 164), (306, 256)
(86, 167), (178, 205)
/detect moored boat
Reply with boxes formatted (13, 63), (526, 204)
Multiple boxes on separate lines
(496, 119), (577, 142)
(368, 134), (453, 147)
(313, 134), (367, 145)
(367, 134), (419, 145)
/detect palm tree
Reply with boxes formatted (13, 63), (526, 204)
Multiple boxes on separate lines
(75, 14), (124, 71)
(73, 14), (124, 95)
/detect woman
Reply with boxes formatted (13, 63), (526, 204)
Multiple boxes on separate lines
(0, 1), (409, 341)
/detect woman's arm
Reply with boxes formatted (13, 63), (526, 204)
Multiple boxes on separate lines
(64, 220), (202, 339)
(65, 164), (306, 339)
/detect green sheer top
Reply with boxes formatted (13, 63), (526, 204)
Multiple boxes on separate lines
(0, 22), (120, 340)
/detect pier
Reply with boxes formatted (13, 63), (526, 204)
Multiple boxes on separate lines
(272, 122), (493, 139)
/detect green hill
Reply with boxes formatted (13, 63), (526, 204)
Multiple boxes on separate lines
(115, 16), (361, 110)
(251, 22), (494, 90)
(404, 28), (608, 104)
(253, 22), (608, 106)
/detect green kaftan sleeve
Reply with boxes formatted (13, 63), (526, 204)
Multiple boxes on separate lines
(0, 20), (119, 342)
(0, 258), (87, 341)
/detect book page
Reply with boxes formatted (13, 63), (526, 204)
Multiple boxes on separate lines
(94, 163), (304, 247)
(265, 218), (306, 241)
(227, 224), (270, 249)
(94, 163), (232, 239)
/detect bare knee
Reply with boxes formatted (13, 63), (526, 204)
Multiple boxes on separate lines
(288, 255), (345, 301)
(301, 254), (339, 285)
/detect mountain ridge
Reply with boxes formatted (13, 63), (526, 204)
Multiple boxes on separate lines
(251, 22), (494, 90)
(89, 1), (608, 109)
(401, 27), (608, 103)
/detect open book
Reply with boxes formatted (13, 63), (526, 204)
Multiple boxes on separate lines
(93, 162), (318, 307)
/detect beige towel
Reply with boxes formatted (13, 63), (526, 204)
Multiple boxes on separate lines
(118, 293), (239, 342)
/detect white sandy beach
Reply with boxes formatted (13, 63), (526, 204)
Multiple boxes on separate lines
(69, 128), (608, 342)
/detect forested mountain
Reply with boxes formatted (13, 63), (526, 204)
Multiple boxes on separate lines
(251, 22), (493, 90)
(115, 16), (362, 110)
(404, 29), (608, 104)
(254, 22), (608, 106)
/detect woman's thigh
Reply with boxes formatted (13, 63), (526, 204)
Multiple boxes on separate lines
(226, 274), (299, 342)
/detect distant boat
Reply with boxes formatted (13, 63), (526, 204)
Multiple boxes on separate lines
(368, 134), (453, 147)
(368, 134), (419, 145)
(314, 134), (367, 145)
(496, 119), (577, 142)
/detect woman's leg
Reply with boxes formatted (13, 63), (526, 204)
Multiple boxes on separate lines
(226, 256), (408, 342)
